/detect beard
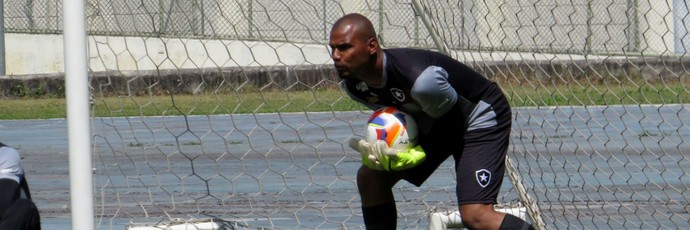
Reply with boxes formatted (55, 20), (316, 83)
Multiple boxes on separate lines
(337, 70), (351, 79)
(335, 65), (352, 79)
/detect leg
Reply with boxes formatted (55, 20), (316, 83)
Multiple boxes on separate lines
(357, 165), (403, 229)
(356, 130), (454, 229)
(455, 92), (532, 230)
(460, 204), (533, 230)
(454, 130), (509, 229)
(459, 203), (504, 230)
(357, 165), (403, 206)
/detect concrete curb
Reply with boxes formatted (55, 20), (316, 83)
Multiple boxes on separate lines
(1, 57), (688, 98)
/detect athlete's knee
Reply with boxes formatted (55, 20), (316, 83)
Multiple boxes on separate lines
(459, 212), (489, 230)
(459, 204), (501, 230)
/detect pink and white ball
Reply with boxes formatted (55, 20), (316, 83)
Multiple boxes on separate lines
(365, 107), (418, 151)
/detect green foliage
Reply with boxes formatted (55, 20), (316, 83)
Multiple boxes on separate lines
(0, 83), (687, 120)
(11, 84), (46, 98)
(9, 83), (65, 99)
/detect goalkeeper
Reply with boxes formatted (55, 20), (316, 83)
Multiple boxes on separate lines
(329, 13), (534, 230)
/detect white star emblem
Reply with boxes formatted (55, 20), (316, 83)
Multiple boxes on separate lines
(475, 169), (491, 188)
(479, 173), (488, 182)
(390, 88), (405, 101)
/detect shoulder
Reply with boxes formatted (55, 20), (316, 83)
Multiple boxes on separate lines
(384, 48), (448, 59)
(0, 146), (23, 183)
(0, 146), (21, 162)
(383, 49), (434, 75)
(384, 48), (460, 72)
(384, 48), (432, 59)
(0, 146), (22, 170)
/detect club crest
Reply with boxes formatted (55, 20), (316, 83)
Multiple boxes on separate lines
(475, 169), (491, 188)
(390, 88), (405, 101)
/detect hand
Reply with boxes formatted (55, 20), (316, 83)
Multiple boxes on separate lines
(348, 138), (386, 171)
(348, 138), (426, 171)
(377, 144), (426, 171)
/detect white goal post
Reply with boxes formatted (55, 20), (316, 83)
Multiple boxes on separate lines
(63, 0), (94, 229)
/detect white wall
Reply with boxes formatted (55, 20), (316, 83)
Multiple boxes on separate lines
(3, 33), (333, 75)
(5, 34), (65, 75)
(1, 0), (681, 76)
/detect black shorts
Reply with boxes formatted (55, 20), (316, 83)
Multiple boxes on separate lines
(401, 85), (511, 205)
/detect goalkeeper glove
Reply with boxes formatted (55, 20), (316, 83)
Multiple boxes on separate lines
(348, 138), (426, 171)
(348, 138), (385, 171)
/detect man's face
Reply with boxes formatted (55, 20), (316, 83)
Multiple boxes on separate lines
(328, 24), (372, 79)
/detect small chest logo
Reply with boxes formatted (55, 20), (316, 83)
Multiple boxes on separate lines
(356, 82), (369, 92)
(475, 169), (492, 188)
(390, 88), (405, 102)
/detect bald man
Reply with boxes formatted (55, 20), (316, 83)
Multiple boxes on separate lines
(330, 13), (534, 230)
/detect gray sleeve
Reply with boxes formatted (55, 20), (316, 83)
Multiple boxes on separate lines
(0, 146), (24, 183)
(411, 66), (458, 118)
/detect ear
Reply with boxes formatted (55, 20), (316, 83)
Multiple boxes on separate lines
(367, 37), (379, 55)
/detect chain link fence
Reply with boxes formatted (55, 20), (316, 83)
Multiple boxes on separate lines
(4, 0), (639, 53)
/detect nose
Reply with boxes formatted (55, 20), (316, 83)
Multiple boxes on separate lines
(331, 49), (341, 61)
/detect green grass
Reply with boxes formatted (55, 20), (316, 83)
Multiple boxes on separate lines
(0, 98), (68, 120)
(504, 83), (690, 107)
(0, 89), (364, 119)
(1, 83), (688, 120)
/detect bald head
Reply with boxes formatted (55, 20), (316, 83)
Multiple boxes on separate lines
(331, 13), (377, 40)
(329, 13), (383, 82)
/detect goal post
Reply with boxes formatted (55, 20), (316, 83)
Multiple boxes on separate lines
(63, 0), (95, 229)
(32, 0), (690, 229)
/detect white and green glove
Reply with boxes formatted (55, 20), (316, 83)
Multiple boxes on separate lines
(348, 138), (426, 171)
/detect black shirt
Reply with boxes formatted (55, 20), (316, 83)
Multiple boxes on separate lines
(342, 48), (504, 136)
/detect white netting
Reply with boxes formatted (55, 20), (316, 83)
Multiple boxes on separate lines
(14, 0), (687, 229)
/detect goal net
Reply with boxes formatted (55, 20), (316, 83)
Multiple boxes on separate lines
(10, 0), (689, 229)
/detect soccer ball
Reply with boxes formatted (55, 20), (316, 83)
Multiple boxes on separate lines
(365, 107), (418, 151)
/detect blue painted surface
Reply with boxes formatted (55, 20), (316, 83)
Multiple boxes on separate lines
(1, 105), (689, 229)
